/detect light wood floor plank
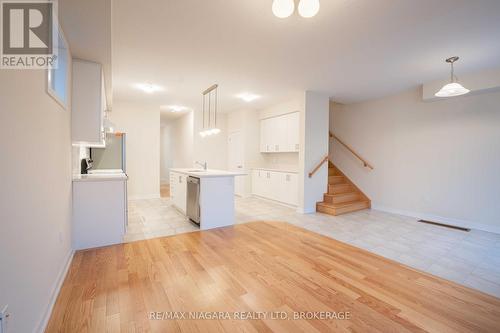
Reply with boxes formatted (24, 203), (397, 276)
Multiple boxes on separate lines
(46, 222), (500, 333)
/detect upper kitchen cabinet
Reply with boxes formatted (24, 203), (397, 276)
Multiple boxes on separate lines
(72, 59), (107, 147)
(260, 111), (300, 153)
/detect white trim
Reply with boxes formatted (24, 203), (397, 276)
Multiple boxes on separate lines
(128, 194), (161, 200)
(372, 203), (500, 235)
(251, 194), (297, 209)
(35, 249), (75, 333)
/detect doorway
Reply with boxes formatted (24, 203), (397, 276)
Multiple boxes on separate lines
(228, 131), (245, 196)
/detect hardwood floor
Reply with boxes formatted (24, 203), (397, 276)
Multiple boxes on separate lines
(46, 222), (500, 333)
(160, 184), (170, 198)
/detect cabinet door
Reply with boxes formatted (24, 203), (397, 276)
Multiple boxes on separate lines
(286, 112), (300, 152)
(252, 170), (260, 196)
(72, 60), (105, 146)
(260, 119), (272, 153)
(274, 115), (288, 153)
(179, 175), (187, 214)
(284, 173), (298, 205)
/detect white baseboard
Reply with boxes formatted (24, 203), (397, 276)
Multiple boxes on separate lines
(36, 249), (75, 333)
(372, 203), (500, 235)
(251, 194), (298, 209)
(129, 193), (161, 200)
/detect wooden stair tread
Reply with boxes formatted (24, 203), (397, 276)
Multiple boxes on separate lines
(319, 163), (371, 216)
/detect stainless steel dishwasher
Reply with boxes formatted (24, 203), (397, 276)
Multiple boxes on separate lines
(186, 176), (200, 225)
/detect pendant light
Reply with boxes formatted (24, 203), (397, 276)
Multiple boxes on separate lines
(200, 84), (221, 137)
(272, 0), (320, 18)
(272, 0), (295, 18)
(298, 0), (320, 18)
(435, 57), (470, 98)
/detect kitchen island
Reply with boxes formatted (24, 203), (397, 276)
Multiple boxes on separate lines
(169, 169), (245, 230)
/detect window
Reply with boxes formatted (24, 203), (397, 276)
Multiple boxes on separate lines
(47, 24), (70, 109)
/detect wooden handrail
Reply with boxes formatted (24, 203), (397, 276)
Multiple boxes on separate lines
(308, 155), (329, 178)
(330, 131), (374, 170)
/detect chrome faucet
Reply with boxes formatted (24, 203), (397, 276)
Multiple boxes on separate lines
(195, 161), (207, 170)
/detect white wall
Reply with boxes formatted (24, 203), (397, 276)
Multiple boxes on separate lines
(299, 92), (330, 213)
(110, 101), (160, 199)
(330, 88), (500, 233)
(193, 109), (228, 170)
(170, 112), (194, 168)
(160, 124), (173, 183)
(0, 70), (73, 332)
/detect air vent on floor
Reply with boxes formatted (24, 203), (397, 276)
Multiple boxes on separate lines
(418, 219), (470, 232)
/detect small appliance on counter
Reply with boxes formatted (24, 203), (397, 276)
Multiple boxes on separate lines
(80, 158), (93, 174)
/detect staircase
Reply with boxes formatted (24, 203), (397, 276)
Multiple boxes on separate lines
(316, 162), (371, 216)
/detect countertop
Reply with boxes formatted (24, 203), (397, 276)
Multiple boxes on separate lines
(252, 167), (299, 174)
(72, 173), (128, 182)
(170, 168), (246, 178)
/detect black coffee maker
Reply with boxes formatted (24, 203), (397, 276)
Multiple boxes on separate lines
(80, 158), (93, 174)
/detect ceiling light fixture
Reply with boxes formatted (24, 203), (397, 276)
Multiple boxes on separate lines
(298, 0), (320, 18)
(134, 83), (163, 94)
(168, 105), (186, 112)
(272, 0), (320, 18)
(435, 57), (470, 98)
(200, 84), (221, 137)
(237, 93), (261, 102)
(272, 0), (295, 18)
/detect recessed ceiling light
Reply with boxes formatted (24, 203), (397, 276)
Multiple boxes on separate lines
(160, 105), (189, 112)
(237, 93), (261, 102)
(134, 83), (163, 94)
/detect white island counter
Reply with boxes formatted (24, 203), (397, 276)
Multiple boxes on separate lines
(169, 168), (245, 230)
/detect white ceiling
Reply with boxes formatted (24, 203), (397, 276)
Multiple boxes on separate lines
(112, 0), (500, 114)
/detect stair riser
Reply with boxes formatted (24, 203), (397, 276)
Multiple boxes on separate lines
(329, 184), (352, 194)
(334, 201), (370, 215)
(329, 176), (345, 184)
(328, 168), (341, 176)
(324, 193), (359, 204)
(317, 201), (370, 216)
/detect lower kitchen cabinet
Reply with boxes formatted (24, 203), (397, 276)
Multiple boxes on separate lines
(252, 169), (298, 206)
(72, 177), (128, 250)
(170, 171), (187, 213)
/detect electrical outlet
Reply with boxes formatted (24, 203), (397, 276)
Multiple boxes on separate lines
(0, 305), (9, 333)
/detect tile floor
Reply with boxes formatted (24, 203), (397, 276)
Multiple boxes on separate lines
(125, 196), (500, 298)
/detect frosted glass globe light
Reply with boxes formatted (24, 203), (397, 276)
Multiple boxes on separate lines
(435, 82), (470, 97)
(298, 0), (320, 18)
(272, 0), (295, 18)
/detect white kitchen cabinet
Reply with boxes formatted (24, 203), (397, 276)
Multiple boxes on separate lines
(260, 112), (300, 153)
(286, 111), (300, 152)
(72, 59), (106, 147)
(72, 176), (128, 250)
(251, 169), (298, 206)
(170, 171), (187, 213)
